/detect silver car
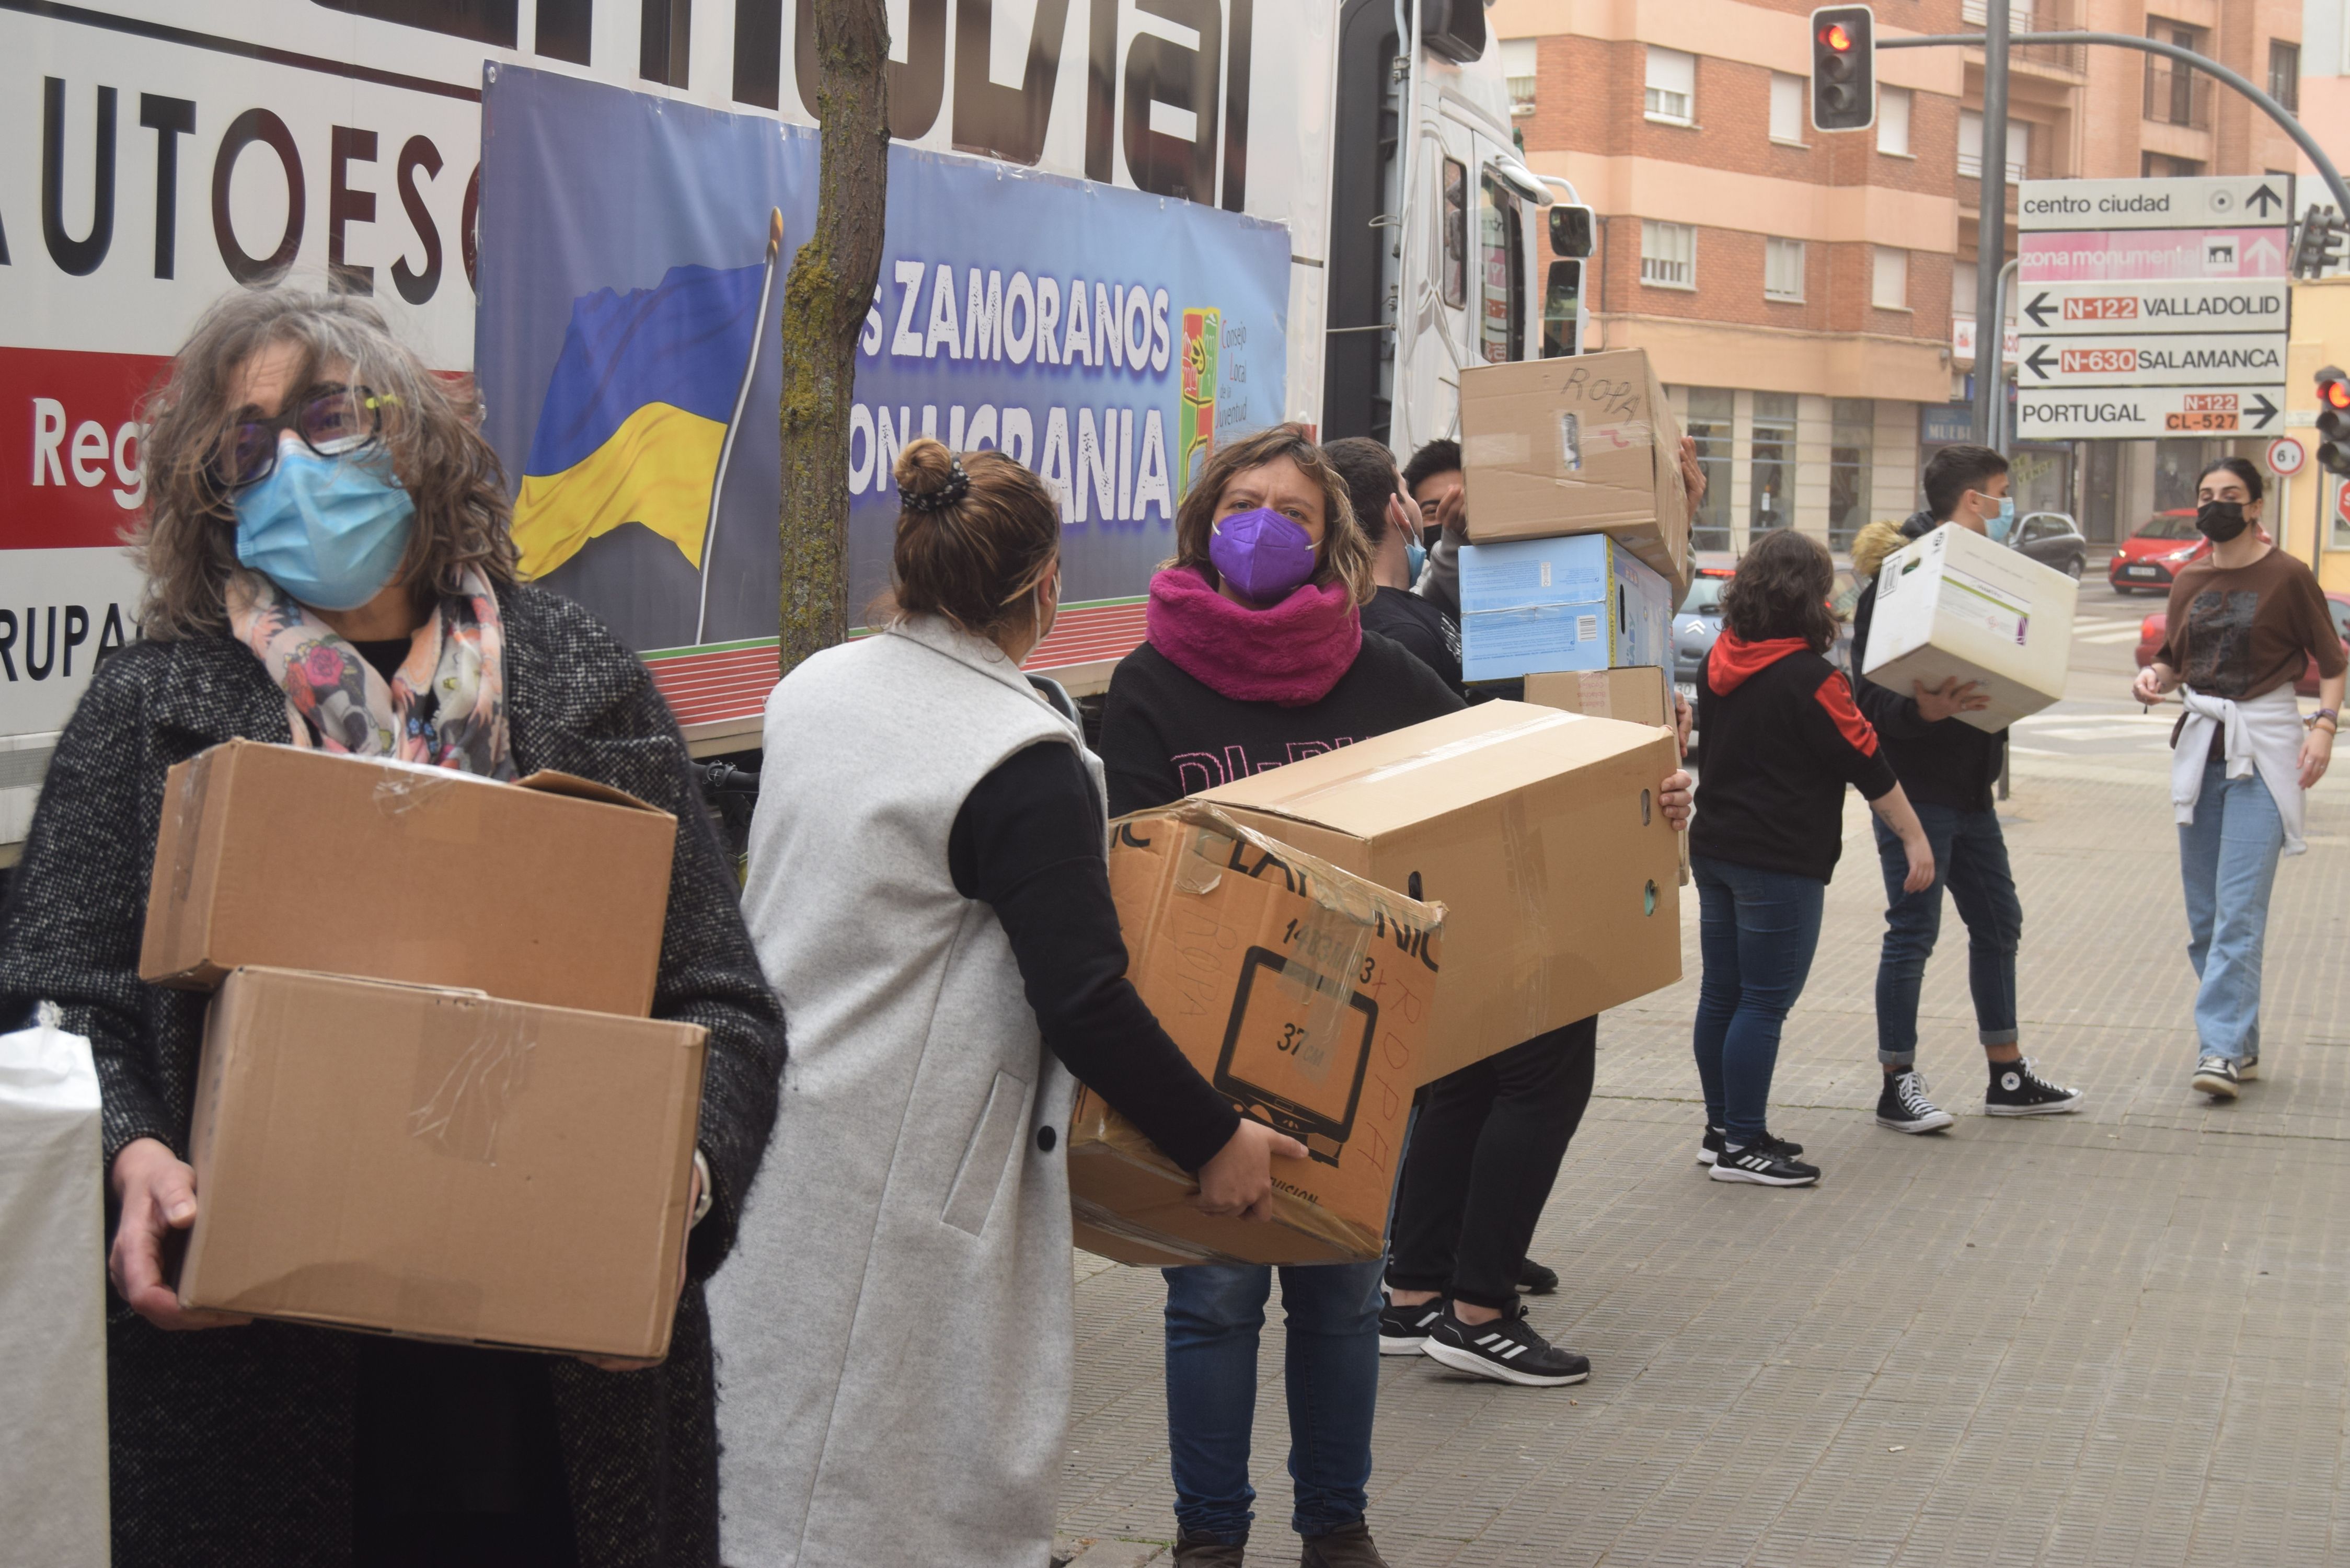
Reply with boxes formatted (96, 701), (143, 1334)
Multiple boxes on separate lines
(1674, 574), (1726, 688)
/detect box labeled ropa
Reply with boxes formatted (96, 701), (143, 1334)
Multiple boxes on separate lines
(177, 968), (706, 1359)
(141, 741), (676, 1017)
(1458, 534), (1673, 684)
(1863, 523), (2078, 732)
(1203, 702), (1683, 1085)
(1457, 348), (1691, 592)
(1068, 805), (1445, 1268)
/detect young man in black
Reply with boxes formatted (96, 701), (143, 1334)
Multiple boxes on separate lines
(1323, 437), (1463, 694)
(1849, 444), (2081, 1131)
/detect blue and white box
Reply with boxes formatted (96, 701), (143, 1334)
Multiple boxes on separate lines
(1458, 535), (1673, 684)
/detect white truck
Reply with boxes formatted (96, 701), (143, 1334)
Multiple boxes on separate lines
(0, 0), (1587, 861)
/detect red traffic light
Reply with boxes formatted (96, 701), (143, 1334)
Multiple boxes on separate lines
(2323, 378), (2350, 413)
(1820, 21), (1854, 51)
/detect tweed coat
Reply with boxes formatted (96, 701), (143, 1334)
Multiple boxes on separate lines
(0, 582), (789, 1568)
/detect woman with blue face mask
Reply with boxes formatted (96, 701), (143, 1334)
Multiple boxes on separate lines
(0, 289), (786, 1568)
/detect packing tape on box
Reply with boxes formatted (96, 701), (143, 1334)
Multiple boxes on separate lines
(168, 746), (218, 906)
(1497, 795), (1554, 1043)
(1068, 1195), (1230, 1265)
(1271, 713), (1579, 809)
(407, 999), (536, 1164)
(1068, 1115), (1385, 1263)
(371, 762), (462, 819)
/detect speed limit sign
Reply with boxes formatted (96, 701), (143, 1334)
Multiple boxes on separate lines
(2268, 436), (2307, 477)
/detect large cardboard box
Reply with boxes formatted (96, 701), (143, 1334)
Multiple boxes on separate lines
(1524, 665), (1690, 887)
(178, 967), (706, 1358)
(1862, 523), (2078, 732)
(1067, 804), (1446, 1267)
(1457, 349), (1691, 591)
(1202, 703), (1682, 1085)
(142, 741), (677, 1017)
(1458, 535), (1672, 684)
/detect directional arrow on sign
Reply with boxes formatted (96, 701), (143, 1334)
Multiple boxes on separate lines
(2025, 343), (2059, 380)
(2244, 232), (2288, 274)
(2023, 292), (2055, 329)
(2247, 182), (2286, 218)
(2247, 391), (2278, 429)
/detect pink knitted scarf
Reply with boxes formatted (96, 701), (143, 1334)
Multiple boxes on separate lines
(1144, 566), (1362, 707)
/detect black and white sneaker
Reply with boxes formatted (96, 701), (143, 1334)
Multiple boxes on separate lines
(1378, 1294), (1444, 1355)
(1876, 1070), (1957, 1134)
(1985, 1058), (2082, 1116)
(1420, 1302), (1589, 1387)
(1709, 1134), (1821, 1187)
(1698, 1125), (1804, 1166)
(2192, 1056), (2241, 1100)
(2238, 1054), (2260, 1082)
(1518, 1258), (1559, 1295)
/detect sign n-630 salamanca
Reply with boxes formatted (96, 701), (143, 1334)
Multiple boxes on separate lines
(2017, 332), (2286, 388)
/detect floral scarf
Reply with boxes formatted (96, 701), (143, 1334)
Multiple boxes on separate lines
(225, 570), (516, 780)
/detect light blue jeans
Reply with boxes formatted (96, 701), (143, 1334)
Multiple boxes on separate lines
(2180, 758), (2286, 1062)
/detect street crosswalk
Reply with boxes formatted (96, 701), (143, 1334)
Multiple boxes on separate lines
(2073, 612), (2151, 647)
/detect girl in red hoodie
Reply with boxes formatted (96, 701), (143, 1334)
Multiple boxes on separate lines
(1690, 530), (1934, 1187)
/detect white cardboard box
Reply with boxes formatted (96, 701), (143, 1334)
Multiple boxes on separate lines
(1863, 523), (2077, 732)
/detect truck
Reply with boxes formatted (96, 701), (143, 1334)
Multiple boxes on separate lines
(1, 0), (1589, 862)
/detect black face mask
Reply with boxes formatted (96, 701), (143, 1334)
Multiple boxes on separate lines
(2196, 500), (2250, 543)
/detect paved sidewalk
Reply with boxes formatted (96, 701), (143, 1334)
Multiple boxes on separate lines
(1054, 715), (2350, 1567)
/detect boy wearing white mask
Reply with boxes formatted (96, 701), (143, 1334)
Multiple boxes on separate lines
(1848, 445), (2083, 1133)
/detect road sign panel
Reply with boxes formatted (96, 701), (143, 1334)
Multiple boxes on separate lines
(2268, 437), (2306, 477)
(2014, 332), (2286, 388)
(2014, 280), (2289, 337)
(2015, 386), (2283, 442)
(2021, 227), (2290, 284)
(2018, 176), (2293, 233)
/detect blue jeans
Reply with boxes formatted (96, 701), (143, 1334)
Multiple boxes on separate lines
(1872, 805), (2022, 1066)
(1691, 856), (1827, 1145)
(1161, 1260), (1384, 1542)
(2180, 759), (2285, 1062)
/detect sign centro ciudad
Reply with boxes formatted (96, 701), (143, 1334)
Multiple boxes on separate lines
(2013, 177), (2289, 442)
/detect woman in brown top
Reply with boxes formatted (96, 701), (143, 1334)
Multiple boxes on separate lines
(2132, 457), (2346, 1100)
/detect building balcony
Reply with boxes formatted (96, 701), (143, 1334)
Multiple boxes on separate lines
(2145, 64), (2216, 131)
(1963, 0), (2088, 80)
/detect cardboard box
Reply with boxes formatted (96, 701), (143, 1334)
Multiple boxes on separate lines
(1524, 665), (1691, 887)
(1068, 804), (1446, 1267)
(1862, 523), (2079, 732)
(143, 741), (677, 1016)
(177, 967), (706, 1358)
(1458, 535), (1672, 684)
(1202, 702), (1683, 1085)
(1457, 348), (1691, 590)
(1523, 665), (1673, 728)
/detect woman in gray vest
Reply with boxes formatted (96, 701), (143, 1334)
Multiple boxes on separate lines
(710, 437), (1299, 1567)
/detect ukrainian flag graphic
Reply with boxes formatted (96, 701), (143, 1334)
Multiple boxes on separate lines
(511, 261), (768, 578)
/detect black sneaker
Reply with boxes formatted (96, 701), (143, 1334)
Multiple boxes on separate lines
(1698, 1125), (1804, 1166)
(1378, 1294), (1443, 1355)
(1518, 1258), (1559, 1295)
(1420, 1302), (1590, 1387)
(1985, 1058), (2082, 1116)
(1709, 1133), (1821, 1187)
(2192, 1056), (2241, 1100)
(1876, 1070), (1956, 1134)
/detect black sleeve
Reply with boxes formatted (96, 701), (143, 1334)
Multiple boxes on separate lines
(1367, 596), (1464, 696)
(1099, 656), (1186, 816)
(1849, 579), (1933, 740)
(948, 743), (1242, 1172)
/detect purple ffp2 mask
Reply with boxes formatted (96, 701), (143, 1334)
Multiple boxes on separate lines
(1208, 508), (1317, 605)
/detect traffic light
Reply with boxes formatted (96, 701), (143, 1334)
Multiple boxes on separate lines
(2294, 206), (2346, 280)
(1810, 6), (1875, 132)
(2317, 366), (2350, 478)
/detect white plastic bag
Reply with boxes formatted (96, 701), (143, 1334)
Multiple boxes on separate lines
(0, 1003), (109, 1567)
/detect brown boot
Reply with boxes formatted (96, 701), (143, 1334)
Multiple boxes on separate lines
(1173, 1531), (1247, 1567)
(1299, 1521), (1390, 1567)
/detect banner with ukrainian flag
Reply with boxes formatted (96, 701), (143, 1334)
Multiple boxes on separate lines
(476, 64), (1289, 717)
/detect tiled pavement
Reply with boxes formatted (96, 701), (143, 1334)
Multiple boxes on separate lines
(1054, 720), (2350, 1567)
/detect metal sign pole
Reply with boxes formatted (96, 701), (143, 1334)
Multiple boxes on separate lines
(1971, 0), (2011, 449)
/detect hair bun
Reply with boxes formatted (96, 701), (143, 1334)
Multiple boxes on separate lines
(894, 435), (971, 513)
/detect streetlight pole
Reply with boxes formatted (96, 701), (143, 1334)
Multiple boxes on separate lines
(1971, 0), (2011, 448)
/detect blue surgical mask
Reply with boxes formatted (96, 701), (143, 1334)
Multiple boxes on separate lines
(1404, 536), (1427, 583)
(233, 437), (416, 612)
(1985, 494), (2017, 545)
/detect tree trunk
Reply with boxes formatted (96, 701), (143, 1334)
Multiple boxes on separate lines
(777, 0), (890, 675)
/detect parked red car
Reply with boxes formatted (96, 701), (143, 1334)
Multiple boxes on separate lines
(2109, 511), (2207, 594)
(2135, 591), (2350, 696)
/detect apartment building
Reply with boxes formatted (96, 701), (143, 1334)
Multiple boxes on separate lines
(1494, 0), (2306, 551)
